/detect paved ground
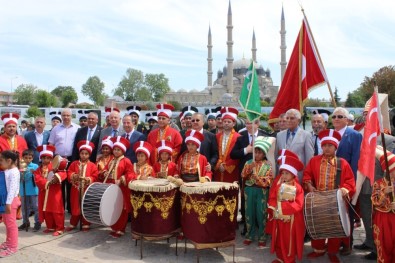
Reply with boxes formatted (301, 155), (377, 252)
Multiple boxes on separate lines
(0, 213), (375, 263)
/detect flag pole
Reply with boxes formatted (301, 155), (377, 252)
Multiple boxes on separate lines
(301, 9), (337, 108)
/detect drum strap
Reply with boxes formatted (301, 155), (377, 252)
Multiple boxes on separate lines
(335, 158), (341, 189)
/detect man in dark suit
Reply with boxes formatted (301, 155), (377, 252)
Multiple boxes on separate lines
(230, 118), (272, 235)
(121, 115), (146, 163)
(72, 112), (102, 162)
(24, 116), (50, 164)
(180, 112), (218, 170)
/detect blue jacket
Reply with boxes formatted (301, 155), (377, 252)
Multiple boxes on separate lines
(336, 127), (362, 178)
(20, 162), (39, 196)
(24, 130), (50, 164)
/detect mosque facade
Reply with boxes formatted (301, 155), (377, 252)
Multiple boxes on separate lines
(164, 2), (288, 107)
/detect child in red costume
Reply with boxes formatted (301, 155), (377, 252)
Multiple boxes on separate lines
(268, 154), (305, 263)
(34, 145), (66, 237)
(132, 141), (155, 180)
(153, 140), (177, 178)
(66, 141), (98, 232)
(103, 136), (135, 238)
(96, 136), (114, 182)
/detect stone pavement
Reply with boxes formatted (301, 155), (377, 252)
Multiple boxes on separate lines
(0, 214), (374, 263)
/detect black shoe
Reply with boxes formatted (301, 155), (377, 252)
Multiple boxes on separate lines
(18, 223), (30, 231)
(33, 223), (41, 232)
(29, 211), (35, 217)
(240, 228), (247, 236)
(364, 252), (377, 260)
(354, 243), (370, 250)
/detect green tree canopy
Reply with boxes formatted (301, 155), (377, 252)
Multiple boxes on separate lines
(344, 91), (365, 107)
(81, 76), (107, 106)
(135, 87), (152, 101)
(145, 73), (170, 101)
(167, 100), (182, 111)
(13, 84), (37, 105)
(114, 68), (144, 101)
(25, 106), (44, 118)
(35, 90), (58, 107)
(51, 86), (78, 107)
(334, 86), (341, 105)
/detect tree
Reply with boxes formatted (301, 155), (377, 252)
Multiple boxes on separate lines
(35, 90), (58, 107)
(358, 65), (395, 106)
(334, 86), (341, 105)
(304, 98), (328, 107)
(13, 84), (37, 105)
(114, 68), (144, 101)
(167, 100), (182, 111)
(135, 87), (152, 101)
(344, 91), (365, 107)
(51, 86), (78, 107)
(25, 106), (44, 118)
(145, 73), (171, 101)
(81, 76), (107, 106)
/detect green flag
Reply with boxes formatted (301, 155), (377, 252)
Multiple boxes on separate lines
(239, 61), (261, 121)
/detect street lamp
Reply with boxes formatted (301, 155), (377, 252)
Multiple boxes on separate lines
(10, 76), (18, 93)
(9, 76), (18, 105)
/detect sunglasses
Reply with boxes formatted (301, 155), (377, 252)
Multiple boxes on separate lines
(191, 119), (200, 123)
(332, 115), (345, 119)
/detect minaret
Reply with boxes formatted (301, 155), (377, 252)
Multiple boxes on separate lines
(207, 25), (213, 87)
(252, 29), (257, 63)
(226, 0), (234, 94)
(280, 5), (287, 83)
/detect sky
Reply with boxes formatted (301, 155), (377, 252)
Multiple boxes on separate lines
(1, 0), (394, 104)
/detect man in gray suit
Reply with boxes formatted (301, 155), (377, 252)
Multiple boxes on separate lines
(97, 110), (124, 155)
(275, 108), (314, 182)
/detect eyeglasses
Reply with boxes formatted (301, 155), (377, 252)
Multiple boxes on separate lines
(191, 119), (200, 123)
(332, 115), (345, 119)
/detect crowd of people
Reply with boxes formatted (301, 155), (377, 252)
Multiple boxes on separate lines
(0, 102), (394, 263)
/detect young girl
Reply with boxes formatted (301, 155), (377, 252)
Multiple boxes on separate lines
(268, 154), (305, 263)
(66, 141), (98, 232)
(153, 140), (176, 179)
(176, 130), (212, 182)
(132, 141), (155, 180)
(103, 136), (135, 238)
(0, 150), (21, 257)
(96, 136), (114, 182)
(371, 147), (395, 263)
(241, 136), (273, 248)
(34, 145), (66, 237)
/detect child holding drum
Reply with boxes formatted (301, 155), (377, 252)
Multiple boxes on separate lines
(132, 141), (155, 180)
(371, 147), (395, 263)
(153, 140), (177, 179)
(34, 145), (67, 237)
(103, 136), (135, 238)
(241, 136), (274, 248)
(65, 141), (98, 232)
(96, 136), (114, 182)
(268, 153), (305, 263)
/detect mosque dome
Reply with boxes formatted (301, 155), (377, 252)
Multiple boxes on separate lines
(233, 58), (258, 69)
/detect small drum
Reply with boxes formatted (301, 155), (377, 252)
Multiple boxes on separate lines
(180, 182), (239, 245)
(129, 178), (180, 236)
(82, 183), (123, 226)
(304, 189), (350, 239)
(52, 155), (68, 171)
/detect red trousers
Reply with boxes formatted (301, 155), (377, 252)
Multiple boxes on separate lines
(110, 209), (128, 234)
(373, 211), (395, 263)
(43, 212), (64, 232)
(69, 215), (90, 228)
(311, 238), (342, 254)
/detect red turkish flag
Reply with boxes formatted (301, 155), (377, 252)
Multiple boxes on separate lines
(269, 18), (327, 122)
(358, 92), (381, 185)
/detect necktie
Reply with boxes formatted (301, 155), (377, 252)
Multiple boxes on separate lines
(126, 133), (129, 140)
(286, 131), (294, 148)
(88, 129), (93, 141)
(113, 130), (118, 137)
(314, 135), (319, 156)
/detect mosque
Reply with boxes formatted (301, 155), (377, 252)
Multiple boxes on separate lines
(164, 2), (288, 107)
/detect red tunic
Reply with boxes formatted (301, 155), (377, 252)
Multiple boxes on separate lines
(131, 162), (155, 179)
(268, 178), (305, 262)
(147, 126), (183, 164)
(214, 130), (240, 183)
(153, 161), (177, 178)
(34, 163), (66, 222)
(96, 155), (114, 182)
(176, 152), (212, 181)
(104, 156), (136, 212)
(67, 160), (98, 216)
(0, 134), (28, 162)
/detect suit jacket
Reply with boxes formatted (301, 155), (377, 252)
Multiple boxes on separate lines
(72, 126), (102, 162)
(275, 127), (314, 182)
(97, 125), (124, 154)
(180, 130), (219, 169)
(336, 127), (362, 178)
(24, 130), (50, 164)
(121, 130), (146, 163)
(230, 129), (272, 179)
